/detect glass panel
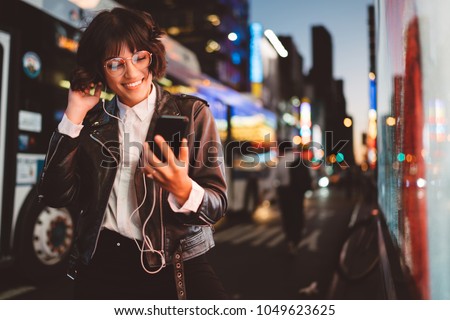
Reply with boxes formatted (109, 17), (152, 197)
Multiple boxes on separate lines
(0, 31), (9, 253)
(416, 0), (450, 300)
(377, 0), (450, 299)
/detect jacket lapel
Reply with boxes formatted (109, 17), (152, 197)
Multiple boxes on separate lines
(86, 98), (121, 167)
(144, 83), (182, 143)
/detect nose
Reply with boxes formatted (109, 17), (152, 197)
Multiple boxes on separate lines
(123, 59), (141, 78)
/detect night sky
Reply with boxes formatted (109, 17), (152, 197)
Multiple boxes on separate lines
(250, 0), (373, 163)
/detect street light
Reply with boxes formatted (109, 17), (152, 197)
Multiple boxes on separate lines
(69, 0), (100, 9)
(264, 29), (288, 58)
(228, 32), (238, 41)
(343, 117), (352, 127)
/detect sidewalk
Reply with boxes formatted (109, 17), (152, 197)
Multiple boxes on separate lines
(211, 185), (407, 299)
(315, 187), (414, 300)
(325, 197), (388, 299)
(294, 187), (375, 299)
(274, 186), (391, 299)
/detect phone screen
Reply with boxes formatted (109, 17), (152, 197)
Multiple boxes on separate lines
(150, 115), (189, 162)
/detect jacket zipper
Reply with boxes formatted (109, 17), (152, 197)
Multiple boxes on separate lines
(199, 212), (215, 227)
(89, 132), (119, 258)
(159, 186), (167, 267)
(38, 132), (63, 201)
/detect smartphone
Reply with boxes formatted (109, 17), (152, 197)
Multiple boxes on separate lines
(149, 115), (189, 162)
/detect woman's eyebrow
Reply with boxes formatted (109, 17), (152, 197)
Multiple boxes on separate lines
(103, 55), (121, 61)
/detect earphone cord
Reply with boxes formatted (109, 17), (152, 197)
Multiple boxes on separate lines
(137, 182), (166, 274)
(103, 97), (166, 274)
(102, 98), (123, 124)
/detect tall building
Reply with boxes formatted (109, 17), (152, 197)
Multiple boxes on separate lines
(366, 5), (378, 168)
(272, 36), (306, 142)
(310, 26), (333, 87)
(368, 5), (376, 75)
(333, 79), (355, 165)
(117, 0), (250, 91)
(308, 26), (333, 134)
(308, 25), (354, 166)
(278, 36), (305, 101)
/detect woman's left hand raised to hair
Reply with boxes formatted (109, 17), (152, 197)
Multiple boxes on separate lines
(143, 135), (192, 206)
(66, 82), (103, 124)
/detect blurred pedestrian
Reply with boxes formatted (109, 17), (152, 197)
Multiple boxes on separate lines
(275, 142), (312, 255)
(242, 171), (260, 215)
(342, 167), (354, 199)
(38, 7), (227, 300)
(289, 148), (313, 248)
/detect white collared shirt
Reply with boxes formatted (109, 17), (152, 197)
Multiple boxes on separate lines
(58, 87), (205, 240)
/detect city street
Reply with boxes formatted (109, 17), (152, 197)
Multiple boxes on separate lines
(0, 187), (387, 300)
(209, 187), (357, 299)
(3, 0), (450, 304)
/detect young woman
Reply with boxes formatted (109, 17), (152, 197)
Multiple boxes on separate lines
(39, 7), (228, 299)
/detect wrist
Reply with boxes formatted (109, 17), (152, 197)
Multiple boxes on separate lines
(174, 177), (193, 206)
(65, 108), (86, 125)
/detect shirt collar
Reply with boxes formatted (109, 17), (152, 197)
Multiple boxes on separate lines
(116, 84), (157, 122)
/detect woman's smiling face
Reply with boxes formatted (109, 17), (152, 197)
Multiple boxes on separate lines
(104, 45), (153, 106)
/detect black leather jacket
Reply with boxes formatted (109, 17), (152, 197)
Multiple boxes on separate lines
(39, 84), (227, 275)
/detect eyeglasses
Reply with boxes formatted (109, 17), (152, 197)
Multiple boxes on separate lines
(103, 50), (152, 77)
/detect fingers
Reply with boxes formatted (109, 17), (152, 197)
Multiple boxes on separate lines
(177, 138), (189, 164)
(68, 88), (85, 98)
(145, 167), (157, 179)
(145, 135), (188, 165)
(94, 82), (103, 98)
(82, 83), (93, 96)
(143, 144), (157, 179)
(74, 82), (102, 97)
(66, 82), (103, 124)
(144, 166), (163, 180)
(144, 140), (163, 166)
(154, 135), (189, 164)
(84, 82), (102, 97)
(154, 135), (174, 164)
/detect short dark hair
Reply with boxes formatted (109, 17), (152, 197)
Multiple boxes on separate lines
(71, 7), (166, 90)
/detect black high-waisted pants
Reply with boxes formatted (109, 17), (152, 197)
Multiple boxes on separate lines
(74, 229), (228, 299)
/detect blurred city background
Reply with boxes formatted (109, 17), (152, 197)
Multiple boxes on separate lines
(0, 0), (449, 300)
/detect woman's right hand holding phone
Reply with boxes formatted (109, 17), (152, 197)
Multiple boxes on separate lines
(65, 82), (103, 124)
